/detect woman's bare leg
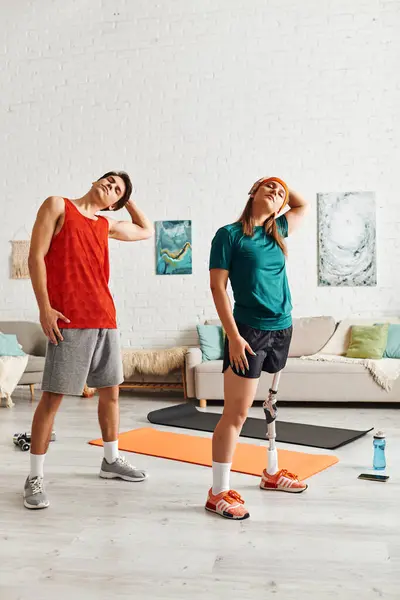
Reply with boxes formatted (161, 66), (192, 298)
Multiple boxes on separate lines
(212, 368), (259, 464)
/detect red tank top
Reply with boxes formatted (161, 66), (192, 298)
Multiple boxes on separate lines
(45, 199), (117, 329)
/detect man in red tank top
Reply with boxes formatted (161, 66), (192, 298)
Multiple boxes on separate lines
(24, 171), (154, 510)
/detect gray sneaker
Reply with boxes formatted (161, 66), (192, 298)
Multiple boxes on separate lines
(23, 476), (49, 509)
(99, 456), (148, 482)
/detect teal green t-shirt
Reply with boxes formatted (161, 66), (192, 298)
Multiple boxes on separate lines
(209, 216), (292, 331)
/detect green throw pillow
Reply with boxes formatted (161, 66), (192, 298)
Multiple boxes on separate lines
(383, 324), (400, 358)
(0, 333), (26, 357)
(197, 325), (225, 361)
(346, 324), (389, 359)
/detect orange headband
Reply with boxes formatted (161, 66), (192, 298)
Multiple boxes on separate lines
(248, 177), (289, 213)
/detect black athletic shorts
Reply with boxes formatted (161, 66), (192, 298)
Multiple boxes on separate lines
(222, 321), (293, 379)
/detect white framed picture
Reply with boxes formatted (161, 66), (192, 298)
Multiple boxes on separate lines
(317, 191), (376, 287)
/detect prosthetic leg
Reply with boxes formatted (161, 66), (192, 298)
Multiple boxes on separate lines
(263, 371), (281, 475)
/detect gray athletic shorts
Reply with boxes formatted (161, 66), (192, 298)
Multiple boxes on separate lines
(41, 329), (124, 396)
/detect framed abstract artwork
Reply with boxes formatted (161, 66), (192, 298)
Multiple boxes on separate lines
(317, 191), (376, 287)
(155, 220), (192, 275)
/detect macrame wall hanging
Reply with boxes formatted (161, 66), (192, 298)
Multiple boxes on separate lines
(10, 227), (31, 279)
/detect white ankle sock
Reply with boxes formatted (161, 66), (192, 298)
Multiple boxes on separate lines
(212, 461), (231, 495)
(103, 440), (119, 464)
(30, 453), (46, 479)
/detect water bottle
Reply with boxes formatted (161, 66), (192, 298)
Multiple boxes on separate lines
(373, 431), (386, 470)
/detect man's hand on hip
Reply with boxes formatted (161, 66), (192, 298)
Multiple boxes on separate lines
(40, 307), (70, 345)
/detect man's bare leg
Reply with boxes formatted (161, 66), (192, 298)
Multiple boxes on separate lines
(24, 392), (63, 510)
(98, 386), (119, 461)
(30, 391), (63, 463)
(97, 385), (148, 481)
(97, 385), (119, 442)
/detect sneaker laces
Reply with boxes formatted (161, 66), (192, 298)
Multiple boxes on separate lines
(279, 469), (299, 481)
(30, 477), (44, 495)
(222, 490), (245, 505)
(116, 456), (135, 469)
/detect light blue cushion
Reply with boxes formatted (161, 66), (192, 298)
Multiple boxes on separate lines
(384, 324), (400, 358)
(196, 325), (225, 361)
(0, 333), (26, 357)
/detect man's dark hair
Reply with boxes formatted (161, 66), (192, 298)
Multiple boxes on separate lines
(98, 170), (133, 211)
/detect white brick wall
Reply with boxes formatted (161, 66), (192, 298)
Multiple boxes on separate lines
(1, 0), (399, 348)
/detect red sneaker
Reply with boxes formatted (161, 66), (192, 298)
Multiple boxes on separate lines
(205, 488), (250, 520)
(260, 469), (308, 493)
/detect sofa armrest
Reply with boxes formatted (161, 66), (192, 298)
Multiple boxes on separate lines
(185, 347), (203, 398)
(0, 321), (47, 357)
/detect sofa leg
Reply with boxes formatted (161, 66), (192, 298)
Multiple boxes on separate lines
(181, 364), (188, 401)
(29, 384), (35, 402)
(199, 399), (207, 408)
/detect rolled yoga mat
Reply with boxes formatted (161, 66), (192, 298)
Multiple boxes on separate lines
(147, 403), (373, 450)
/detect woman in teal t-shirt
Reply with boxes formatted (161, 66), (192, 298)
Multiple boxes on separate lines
(205, 177), (309, 520)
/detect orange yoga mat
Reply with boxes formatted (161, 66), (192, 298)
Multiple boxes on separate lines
(89, 428), (338, 479)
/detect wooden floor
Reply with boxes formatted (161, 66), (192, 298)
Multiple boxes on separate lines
(1, 389), (399, 600)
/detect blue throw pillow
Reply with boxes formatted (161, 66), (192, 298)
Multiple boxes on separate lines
(196, 325), (225, 361)
(0, 333), (26, 357)
(383, 324), (400, 358)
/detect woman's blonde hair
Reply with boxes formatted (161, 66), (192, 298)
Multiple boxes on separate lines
(238, 177), (289, 256)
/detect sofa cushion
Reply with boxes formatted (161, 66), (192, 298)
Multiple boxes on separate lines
(289, 316), (336, 357)
(0, 333), (26, 357)
(206, 316), (335, 357)
(284, 358), (367, 374)
(205, 319), (222, 327)
(25, 355), (46, 373)
(320, 317), (400, 355)
(384, 324), (400, 358)
(197, 324), (224, 361)
(346, 324), (389, 359)
(195, 357), (367, 375)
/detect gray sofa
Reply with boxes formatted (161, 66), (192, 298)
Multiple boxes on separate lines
(184, 316), (400, 406)
(0, 321), (187, 401)
(0, 321), (46, 400)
